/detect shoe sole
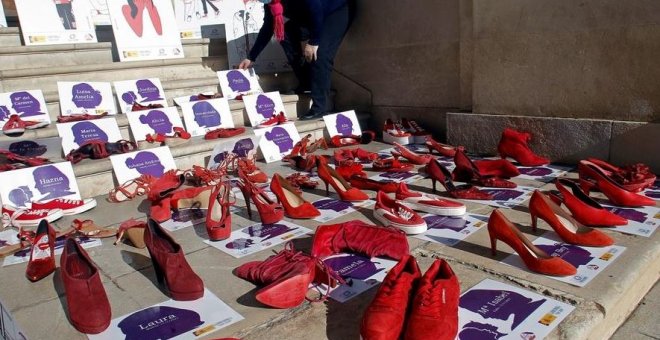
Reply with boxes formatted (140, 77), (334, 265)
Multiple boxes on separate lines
(383, 133), (411, 145)
(71, 319), (111, 335)
(256, 271), (312, 308)
(61, 200), (97, 215)
(400, 200), (466, 216)
(25, 122), (49, 130)
(8, 209), (64, 228)
(373, 209), (428, 235)
(3, 128), (25, 135)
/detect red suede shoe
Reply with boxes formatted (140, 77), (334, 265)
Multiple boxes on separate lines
(553, 179), (628, 227)
(473, 159), (520, 178)
(336, 161), (366, 180)
(57, 112), (108, 123)
(147, 170), (186, 201)
(361, 255), (421, 339)
(349, 175), (398, 193)
(529, 190), (614, 247)
(144, 219), (204, 300)
(393, 142), (433, 165)
(425, 159), (494, 200)
(204, 127), (246, 140)
(372, 156), (414, 173)
(131, 102), (164, 111)
(374, 191), (427, 235)
(585, 158), (656, 192)
(453, 150), (517, 188)
(425, 136), (463, 158)
(238, 158), (268, 183)
(317, 162), (369, 201)
(497, 128), (550, 166)
(578, 160), (655, 207)
(237, 172), (284, 224)
(488, 209), (576, 276)
(404, 258), (460, 340)
(270, 174), (320, 219)
(395, 182), (466, 216)
(310, 220), (410, 260)
(353, 148), (379, 162)
(206, 181), (234, 241)
(60, 237), (111, 334)
(25, 220), (56, 282)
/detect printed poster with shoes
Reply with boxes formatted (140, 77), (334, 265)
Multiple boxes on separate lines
(0, 137), (63, 160)
(205, 220), (312, 258)
(88, 289), (243, 340)
(207, 135), (259, 169)
(458, 279), (574, 340)
(56, 117), (123, 154)
(601, 203), (659, 237)
(180, 98), (234, 137)
(110, 146), (177, 184)
(641, 179), (659, 200)
(217, 69), (263, 100)
(114, 78), (168, 113)
(323, 110), (362, 137)
(3, 235), (101, 266)
(502, 233), (626, 287)
(57, 81), (117, 116)
(254, 123), (301, 163)
(0, 90), (51, 129)
(174, 0), (225, 39)
(242, 91), (287, 128)
(313, 253), (397, 303)
(106, 0), (184, 61)
(126, 107), (185, 142)
(14, 0), (97, 45)
(415, 213), (488, 246)
(0, 162), (81, 208)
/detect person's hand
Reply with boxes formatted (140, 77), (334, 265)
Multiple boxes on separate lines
(238, 59), (252, 69)
(304, 44), (318, 62)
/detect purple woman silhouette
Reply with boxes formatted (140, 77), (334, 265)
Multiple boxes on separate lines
(10, 91), (45, 117)
(232, 138), (255, 157)
(264, 126), (294, 153)
(118, 306), (203, 340)
(125, 151), (166, 177)
(135, 79), (164, 102)
(313, 199), (353, 212)
(139, 110), (174, 134)
(71, 83), (103, 109)
(335, 113), (354, 136)
(8, 186), (33, 207)
(460, 289), (546, 330)
(32, 165), (75, 200)
(245, 223), (296, 241)
(324, 254), (384, 280)
(255, 94), (276, 118)
(0, 106), (10, 121)
(191, 101), (222, 128)
(9, 141), (47, 157)
(226, 238), (255, 250)
(71, 121), (109, 146)
(226, 70), (251, 93)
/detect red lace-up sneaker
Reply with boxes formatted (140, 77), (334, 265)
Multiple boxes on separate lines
(256, 115), (280, 128)
(374, 191), (427, 235)
(2, 205), (64, 228)
(400, 118), (431, 144)
(383, 119), (411, 145)
(2, 115), (26, 134)
(310, 220), (410, 260)
(361, 255), (421, 340)
(395, 182), (466, 216)
(32, 198), (97, 215)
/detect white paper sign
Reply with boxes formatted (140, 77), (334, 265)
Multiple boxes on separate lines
(0, 90), (51, 129)
(254, 123), (301, 163)
(126, 107), (185, 142)
(15, 0), (97, 45)
(515, 164), (573, 183)
(502, 233), (626, 287)
(641, 179), (659, 200)
(464, 185), (536, 209)
(114, 78), (168, 113)
(56, 117), (123, 154)
(415, 213), (488, 246)
(205, 220), (311, 258)
(0, 162), (81, 208)
(3, 235), (101, 266)
(217, 69), (263, 100)
(312, 254), (397, 303)
(160, 208), (208, 232)
(323, 110), (362, 137)
(603, 204), (659, 237)
(57, 81), (117, 116)
(180, 98), (234, 136)
(458, 279), (575, 340)
(369, 171), (425, 184)
(313, 198), (373, 223)
(207, 135), (259, 169)
(242, 91), (287, 127)
(107, 0), (184, 61)
(110, 146), (177, 184)
(0, 137), (62, 161)
(0, 297), (27, 340)
(88, 289), (243, 340)
(175, 0), (224, 39)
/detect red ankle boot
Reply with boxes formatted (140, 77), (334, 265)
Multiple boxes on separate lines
(404, 259), (460, 340)
(497, 128), (550, 166)
(311, 220), (409, 260)
(144, 219), (204, 300)
(61, 237), (111, 334)
(361, 255), (421, 340)
(473, 159), (520, 178)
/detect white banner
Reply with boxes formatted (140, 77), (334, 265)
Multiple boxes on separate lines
(15, 0), (97, 45)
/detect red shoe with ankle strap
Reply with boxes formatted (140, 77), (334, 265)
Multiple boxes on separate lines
(237, 172), (284, 224)
(144, 219), (204, 300)
(487, 209), (576, 276)
(400, 118), (431, 144)
(270, 174), (320, 219)
(553, 179), (628, 227)
(498, 128), (550, 166)
(349, 174), (398, 193)
(333, 149), (355, 165)
(404, 258), (460, 340)
(585, 158), (656, 193)
(336, 161), (366, 179)
(285, 173), (319, 190)
(317, 162), (369, 202)
(147, 170), (186, 201)
(425, 136), (463, 157)
(395, 182), (466, 216)
(283, 134), (311, 160)
(145, 133), (166, 144)
(276, 111), (289, 124)
(425, 159), (494, 200)
(383, 119), (411, 145)
(65, 141), (109, 164)
(361, 255), (421, 340)
(238, 158), (268, 183)
(578, 160), (655, 207)
(311, 220), (409, 260)
(529, 190), (614, 247)
(392, 142), (433, 165)
(329, 135), (361, 147)
(453, 149), (516, 188)
(206, 180), (234, 241)
(353, 148), (378, 162)
(25, 220), (56, 282)
(374, 191), (427, 235)
(204, 127), (246, 140)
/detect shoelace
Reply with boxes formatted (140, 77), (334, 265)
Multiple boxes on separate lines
(19, 209), (52, 217)
(396, 207), (415, 221)
(417, 284), (445, 313)
(52, 198), (80, 206)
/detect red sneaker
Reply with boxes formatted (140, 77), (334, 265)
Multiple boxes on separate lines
(395, 182), (466, 216)
(256, 115), (280, 128)
(383, 119), (411, 145)
(374, 191), (427, 235)
(401, 118), (431, 144)
(2, 205), (64, 228)
(32, 198), (97, 215)
(3, 115), (26, 135)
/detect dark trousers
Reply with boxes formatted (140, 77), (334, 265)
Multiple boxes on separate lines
(200, 0), (218, 15)
(56, 3), (76, 30)
(279, 3), (351, 115)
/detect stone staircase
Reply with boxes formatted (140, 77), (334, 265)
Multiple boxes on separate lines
(0, 26), (361, 199)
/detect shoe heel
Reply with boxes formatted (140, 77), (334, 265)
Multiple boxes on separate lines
(579, 179), (595, 195)
(241, 189), (253, 218)
(530, 213), (538, 232)
(147, 249), (165, 284)
(325, 182), (329, 196)
(431, 179), (437, 193)
(488, 229), (497, 256)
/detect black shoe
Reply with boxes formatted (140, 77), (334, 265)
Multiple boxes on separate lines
(300, 111), (324, 121)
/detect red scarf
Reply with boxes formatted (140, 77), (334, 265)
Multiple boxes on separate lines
(269, 0), (285, 41)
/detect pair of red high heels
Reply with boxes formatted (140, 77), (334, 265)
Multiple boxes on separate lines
(578, 160), (655, 207)
(424, 159), (493, 200)
(317, 162), (369, 201)
(453, 149), (519, 188)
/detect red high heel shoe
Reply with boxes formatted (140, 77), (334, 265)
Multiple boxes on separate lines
(206, 180), (234, 241)
(307, 137), (328, 153)
(497, 128), (550, 166)
(392, 142), (433, 165)
(336, 161), (366, 179)
(425, 159), (493, 200)
(333, 149), (355, 165)
(487, 209), (576, 276)
(453, 149), (516, 188)
(473, 159), (520, 178)
(270, 174), (320, 219)
(238, 157), (268, 183)
(578, 160), (655, 207)
(553, 179), (628, 227)
(237, 173), (284, 224)
(425, 136), (463, 157)
(585, 158), (656, 193)
(372, 155), (414, 172)
(285, 173), (319, 190)
(317, 162), (369, 201)
(25, 220), (56, 282)
(529, 191), (614, 247)
(283, 134), (311, 160)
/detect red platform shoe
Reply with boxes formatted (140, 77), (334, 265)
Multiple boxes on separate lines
(497, 128), (550, 166)
(374, 191), (427, 235)
(25, 220), (56, 282)
(578, 160), (655, 207)
(270, 174), (320, 219)
(147, 170), (186, 201)
(317, 162), (369, 202)
(553, 179), (628, 227)
(425, 159), (494, 200)
(311, 220), (409, 260)
(487, 209), (576, 276)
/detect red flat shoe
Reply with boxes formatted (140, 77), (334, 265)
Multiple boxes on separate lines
(311, 220), (409, 260)
(586, 158), (656, 192)
(453, 149), (517, 188)
(425, 136), (463, 157)
(529, 190), (614, 247)
(553, 179), (628, 227)
(317, 162), (369, 201)
(25, 220), (56, 282)
(349, 174), (398, 193)
(392, 142), (433, 165)
(204, 127), (245, 140)
(578, 160), (655, 207)
(425, 159), (494, 200)
(270, 174), (320, 219)
(488, 209), (577, 276)
(497, 128), (550, 166)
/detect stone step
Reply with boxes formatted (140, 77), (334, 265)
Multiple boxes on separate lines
(0, 27), (21, 46)
(0, 38), (217, 71)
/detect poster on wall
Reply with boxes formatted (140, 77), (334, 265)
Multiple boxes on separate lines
(110, 146), (177, 184)
(219, 0), (290, 72)
(0, 162), (82, 208)
(126, 107), (185, 142)
(0, 1), (7, 27)
(254, 123), (301, 163)
(56, 117), (123, 154)
(242, 91), (287, 127)
(174, 0), (225, 39)
(217, 69), (263, 100)
(0, 90), (51, 129)
(180, 98), (234, 137)
(14, 0), (97, 45)
(106, 0), (184, 61)
(57, 81), (117, 116)
(114, 78), (168, 113)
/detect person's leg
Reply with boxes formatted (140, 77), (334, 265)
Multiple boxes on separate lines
(64, 3), (76, 29)
(56, 4), (69, 29)
(302, 4), (350, 119)
(206, 0), (218, 13)
(200, 0), (208, 15)
(279, 21), (310, 93)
